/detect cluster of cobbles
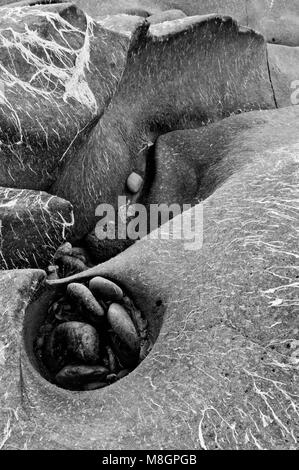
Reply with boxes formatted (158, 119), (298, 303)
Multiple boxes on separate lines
(35, 275), (152, 391)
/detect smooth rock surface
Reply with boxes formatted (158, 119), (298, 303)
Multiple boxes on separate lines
(67, 283), (105, 325)
(267, 44), (299, 107)
(45, 322), (100, 372)
(0, 4), (297, 269)
(0, 2), (133, 190)
(89, 277), (123, 302)
(107, 303), (140, 355)
(0, 1), (298, 451)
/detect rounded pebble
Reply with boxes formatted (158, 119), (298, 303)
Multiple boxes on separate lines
(106, 345), (118, 373)
(45, 322), (100, 371)
(89, 277), (123, 302)
(107, 303), (140, 355)
(67, 283), (105, 325)
(55, 365), (109, 389)
(126, 172), (143, 193)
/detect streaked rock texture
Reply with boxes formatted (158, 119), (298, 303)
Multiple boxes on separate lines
(0, 3), (297, 268)
(0, 187), (73, 269)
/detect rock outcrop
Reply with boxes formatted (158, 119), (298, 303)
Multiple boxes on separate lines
(0, 1), (297, 450)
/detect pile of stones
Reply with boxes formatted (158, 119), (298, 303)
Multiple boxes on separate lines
(35, 271), (152, 391)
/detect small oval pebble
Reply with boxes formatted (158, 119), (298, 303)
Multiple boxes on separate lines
(54, 242), (73, 260)
(55, 365), (109, 389)
(67, 283), (105, 325)
(148, 9), (186, 25)
(45, 322), (100, 371)
(108, 303), (140, 354)
(126, 172), (143, 193)
(89, 277), (123, 302)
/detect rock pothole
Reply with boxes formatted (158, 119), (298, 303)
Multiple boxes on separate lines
(30, 272), (153, 391)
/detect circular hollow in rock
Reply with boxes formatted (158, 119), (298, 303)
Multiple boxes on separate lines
(23, 279), (162, 391)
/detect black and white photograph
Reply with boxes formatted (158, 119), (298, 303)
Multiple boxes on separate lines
(0, 0), (298, 455)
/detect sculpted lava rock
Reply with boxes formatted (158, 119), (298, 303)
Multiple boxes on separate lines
(55, 365), (109, 390)
(0, 187), (73, 270)
(107, 303), (140, 356)
(67, 283), (105, 325)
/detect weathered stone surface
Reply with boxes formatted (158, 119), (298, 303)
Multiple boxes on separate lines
(143, 106), (299, 206)
(55, 365), (109, 390)
(0, 106), (294, 449)
(0, 187), (73, 269)
(45, 321), (100, 372)
(0, 4), (297, 268)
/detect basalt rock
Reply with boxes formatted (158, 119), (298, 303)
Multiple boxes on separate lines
(0, 105), (298, 449)
(267, 43), (299, 107)
(0, 187), (73, 269)
(0, 1), (136, 190)
(53, 13), (276, 243)
(0, 3), (297, 269)
(1, 1), (299, 47)
(147, 10), (186, 24)
(0, 1), (298, 451)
